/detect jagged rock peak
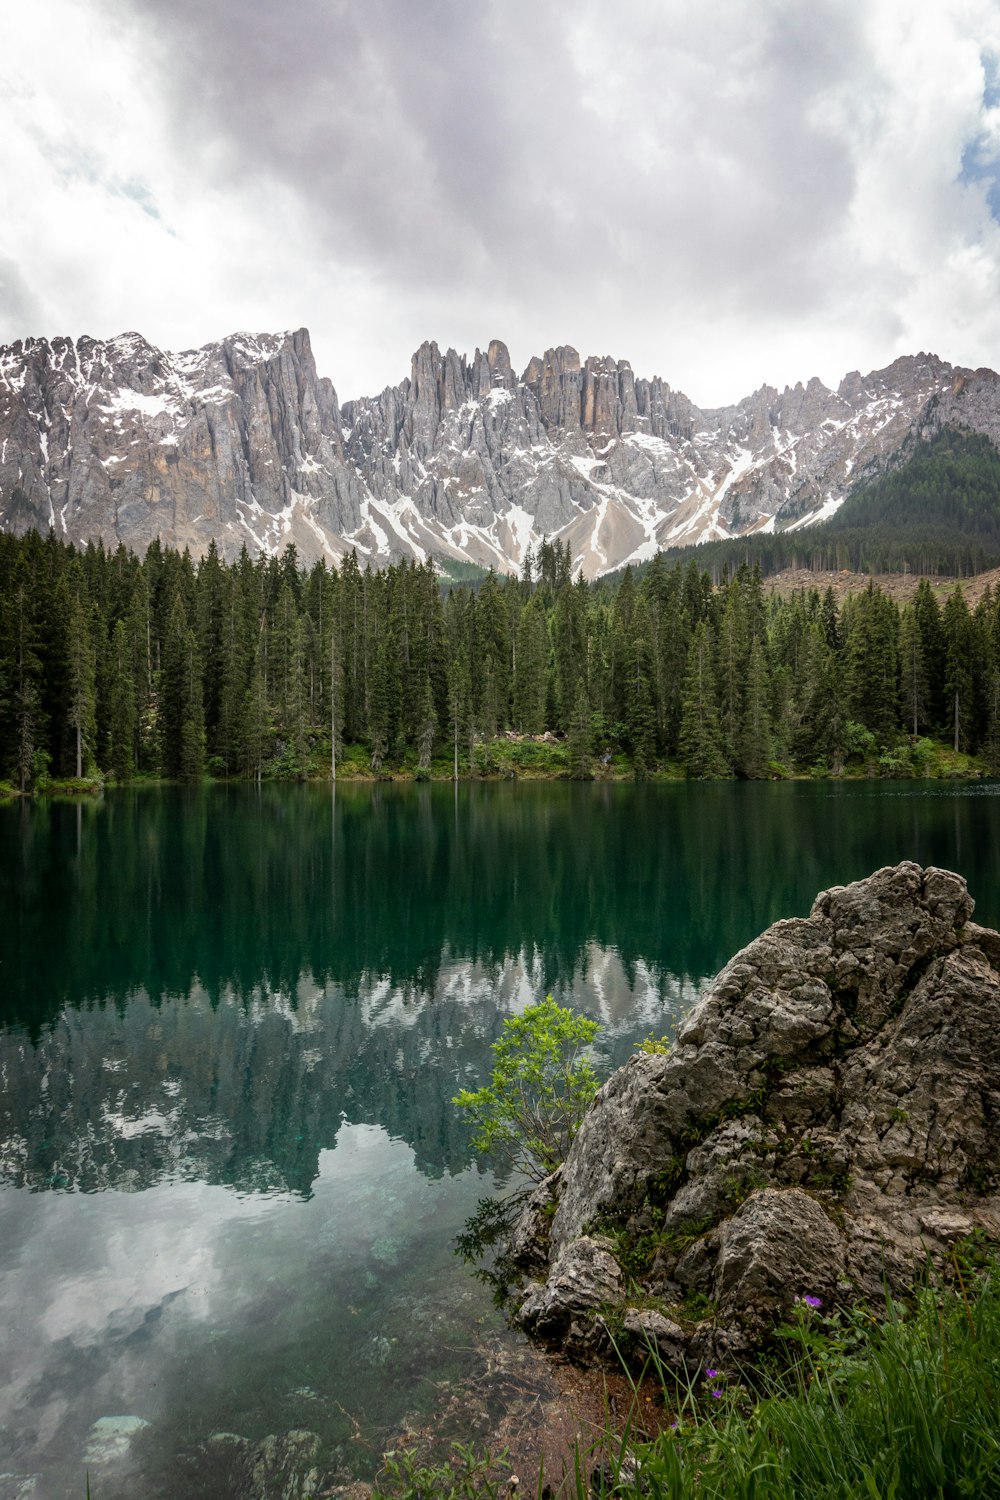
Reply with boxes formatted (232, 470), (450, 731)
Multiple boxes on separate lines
(510, 863), (1000, 1368)
(0, 328), (993, 578)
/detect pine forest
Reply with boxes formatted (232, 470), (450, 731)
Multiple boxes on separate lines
(1, 527), (998, 791)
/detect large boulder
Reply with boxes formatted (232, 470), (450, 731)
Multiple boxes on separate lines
(509, 864), (1000, 1366)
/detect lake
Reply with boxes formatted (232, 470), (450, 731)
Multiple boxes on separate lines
(2, 779), (1000, 1497)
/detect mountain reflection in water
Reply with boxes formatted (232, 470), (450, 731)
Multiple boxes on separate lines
(1, 780), (999, 1496)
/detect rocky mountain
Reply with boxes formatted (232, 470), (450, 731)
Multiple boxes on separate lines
(1, 327), (996, 576)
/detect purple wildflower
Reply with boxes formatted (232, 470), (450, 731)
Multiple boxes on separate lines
(705, 1368), (718, 1379)
(803, 1295), (822, 1309)
(711, 1390), (723, 1399)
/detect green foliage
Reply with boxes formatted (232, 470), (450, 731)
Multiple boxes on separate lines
(375, 1441), (509, 1500)
(3, 526), (1000, 787)
(635, 1034), (672, 1055)
(452, 996), (599, 1183)
(611, 1269), (1000, 1499)
(367, 1267), (1000, 1500)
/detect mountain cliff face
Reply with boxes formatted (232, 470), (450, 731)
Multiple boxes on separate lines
(0, 327), (993, 575)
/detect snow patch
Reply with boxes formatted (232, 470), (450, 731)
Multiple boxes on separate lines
(98, 390), (176, 419)
(784, 493), (845, 531)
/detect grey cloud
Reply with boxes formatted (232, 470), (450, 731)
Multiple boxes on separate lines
(0, 258), (47, 331)
(111, 0), (865, 326)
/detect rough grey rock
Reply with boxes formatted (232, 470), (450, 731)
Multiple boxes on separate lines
(622, 1307), (688, 1371)
(517, 1235), (624, 1357)
(0, 1477), (37, 1500)
(0, 329), (978, 576)
(207, 1429), (322, 1499)
(714, 1188), (845, 1332)
(510, 863), (1000, 1367)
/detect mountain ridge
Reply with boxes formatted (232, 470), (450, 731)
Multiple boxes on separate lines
(0, 327), (994, 576)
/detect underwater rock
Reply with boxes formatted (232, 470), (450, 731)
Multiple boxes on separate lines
(83, 1415), (151, 1465)
(207, 1429), (322, 1499)
(0, 1476), (38, 1500)
(510, 863), (1000, 1365)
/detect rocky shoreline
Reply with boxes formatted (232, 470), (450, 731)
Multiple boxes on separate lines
(508, 862), (1000, 1371)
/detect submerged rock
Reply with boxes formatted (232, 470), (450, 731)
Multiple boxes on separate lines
(0, 1476), (38, 1500)
(83, 1415), (151, 1465)
(509, 863), (1000, 1366)
(207, 1429), (322, 1499)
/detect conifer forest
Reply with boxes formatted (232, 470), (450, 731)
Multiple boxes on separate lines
(1, 528), (998, 789)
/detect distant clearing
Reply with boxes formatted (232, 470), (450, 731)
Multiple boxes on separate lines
(767, 564), (1000, 607)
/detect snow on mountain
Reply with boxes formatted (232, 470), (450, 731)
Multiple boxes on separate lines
(0, 328), (986, 575)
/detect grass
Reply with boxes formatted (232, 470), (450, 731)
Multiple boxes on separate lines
(375, 1265), (1000, 1500)
(619, 1271), (1000, 1498)
(37, 775), (104, 797)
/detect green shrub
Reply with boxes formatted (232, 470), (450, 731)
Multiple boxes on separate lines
(453, 996), (598, 1183)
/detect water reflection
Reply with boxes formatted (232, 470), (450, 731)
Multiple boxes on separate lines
(0, 953), (684, 1197)
(2, 781), (1000, 1495)
(1, 779), (897, 1033)
(0, 1125), (495, 1498)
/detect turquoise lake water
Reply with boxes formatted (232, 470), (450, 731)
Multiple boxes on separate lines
(1, 780), (999, 1496)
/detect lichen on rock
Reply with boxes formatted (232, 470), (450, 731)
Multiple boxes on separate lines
(507, 863), (1000, 1368)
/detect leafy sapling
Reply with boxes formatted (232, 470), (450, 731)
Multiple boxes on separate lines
(453, 996), (599, 1183)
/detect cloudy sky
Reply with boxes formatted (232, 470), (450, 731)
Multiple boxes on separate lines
(2, 0), (1000, 405)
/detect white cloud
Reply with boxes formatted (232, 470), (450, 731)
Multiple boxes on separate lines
(1, 0), (1000, 407)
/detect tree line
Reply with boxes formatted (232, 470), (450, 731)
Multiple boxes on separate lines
(1, 527), (999, 787)
(657, 427), (1000, 581)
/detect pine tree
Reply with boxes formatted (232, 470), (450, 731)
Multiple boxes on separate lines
(512, 596), (548, 734)
(242, 655), (270, 780)
(64, 568), (97, 777)
(160, 593), (205, 781)
(678, 621), (728, 778)
(898, 603), (929, 737)
(567, 683), (593, 780)
(943, 587), (975, 752)
(416, 673), (436, 772)
(738, 635), (772, 778)
(622, 599), (656, 778)
(178, 626), (206, 783)
(107, 618), (137, 782)
(447, 645), (472, 780)
(3, 567), (45, 790)
(843, 583), (898, 744)
(913, 579), (946, 731)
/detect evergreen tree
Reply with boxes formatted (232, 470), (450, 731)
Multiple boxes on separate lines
(512, 596), (548, 734)
(943, 587), (975, 752)
(913, 579), (946, 731)
(447, 644), (472, 780)
(843, 584), (898, 743)
(898, 603), (929, 737)
(416, 673), (436, 772)
(679, 621), (728, 778)
(567, 683), (594, 780)
(242, 655), (270, 780)
(160, 594), (205, 781)
(738, 635), (772, 778)
(107, 618), (136, 781)
(64, 567), (97, 777)
(622, 598), (656, 778)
